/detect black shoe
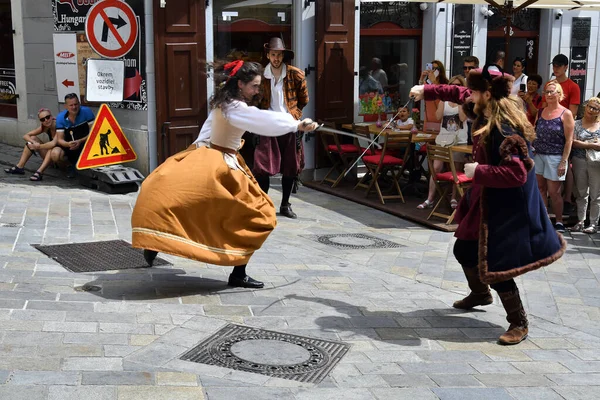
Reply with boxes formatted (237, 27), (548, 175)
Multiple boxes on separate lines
(66, 165), (76, 179)
(280, 204), (297, 219)
(563, 202), (575, 216)
(554, 222), (566, 233)
(143, 249), (158, 266)
(228, 274), (265, 288)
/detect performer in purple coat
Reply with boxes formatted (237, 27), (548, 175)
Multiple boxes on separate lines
(410, 70), (566, 345)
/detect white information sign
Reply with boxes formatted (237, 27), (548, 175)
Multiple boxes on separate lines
(85, 59), (125, 102)
(52, 33), (81, 103)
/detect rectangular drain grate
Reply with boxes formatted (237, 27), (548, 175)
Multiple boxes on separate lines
(181, 323), (350, 383)
(302, 233), (404, 250)
(33, 240), (171, 273)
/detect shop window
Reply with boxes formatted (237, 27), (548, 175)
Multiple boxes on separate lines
(359, 2), (422, 113)
(213, 0), (292, 64)
(0, 0), (16, 118)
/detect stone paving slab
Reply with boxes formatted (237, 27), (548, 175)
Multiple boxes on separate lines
(1, 143), (600, 398)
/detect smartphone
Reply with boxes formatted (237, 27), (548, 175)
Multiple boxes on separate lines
(520, 83), (526, 92)
(426, 63), (433, 71)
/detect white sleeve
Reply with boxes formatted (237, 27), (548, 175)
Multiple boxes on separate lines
(225, 101), (299, 137)
(193, 111), (213, 145)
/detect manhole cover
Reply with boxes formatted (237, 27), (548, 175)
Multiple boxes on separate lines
(33, 240), (171, 273)
(303, 233), (403, 250)
(180, 324), (349, 383)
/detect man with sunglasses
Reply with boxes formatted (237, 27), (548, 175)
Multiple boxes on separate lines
(55, 93), (95, 178)
(462, 56), (479, 77)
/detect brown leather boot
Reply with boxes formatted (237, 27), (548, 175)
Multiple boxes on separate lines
(498, 288), (529, 345)
(453, 266), (494, 309)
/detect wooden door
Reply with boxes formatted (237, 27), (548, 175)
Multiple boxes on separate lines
(315, 0), (355, 167)
(154, 0), (207, 162)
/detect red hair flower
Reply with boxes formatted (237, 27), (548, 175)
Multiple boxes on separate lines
(224, 60), (244, 78)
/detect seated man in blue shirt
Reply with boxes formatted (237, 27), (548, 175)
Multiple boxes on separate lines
(55, 93), (95, 178)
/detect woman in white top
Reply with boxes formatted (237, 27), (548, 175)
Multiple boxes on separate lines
(511, 57), (528, 96)
(418, 75), (468, 210)
(131, 61), (318, 289)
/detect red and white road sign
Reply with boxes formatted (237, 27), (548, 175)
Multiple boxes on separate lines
(85, 0), (138, 59)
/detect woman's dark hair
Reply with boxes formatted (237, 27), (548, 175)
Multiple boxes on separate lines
(513, 57), (527, 69)
(528, 74), (543, 88)
(209, 61), (263, 110)
(431, 60), (449, 84)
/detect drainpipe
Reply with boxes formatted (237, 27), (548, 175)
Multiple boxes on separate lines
(144, 0), (158, 172)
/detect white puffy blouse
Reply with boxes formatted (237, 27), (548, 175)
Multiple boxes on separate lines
(193, 100), (298, 150)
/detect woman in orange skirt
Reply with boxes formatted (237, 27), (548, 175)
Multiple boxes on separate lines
(131, 61), (318, 288)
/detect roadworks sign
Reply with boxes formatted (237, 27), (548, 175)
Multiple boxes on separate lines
(77, 104), (137, 170)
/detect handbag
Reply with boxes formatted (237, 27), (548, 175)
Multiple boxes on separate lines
(586, 148), (600, 163)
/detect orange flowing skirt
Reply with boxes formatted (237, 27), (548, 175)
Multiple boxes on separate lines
(131, 145), (277, 266)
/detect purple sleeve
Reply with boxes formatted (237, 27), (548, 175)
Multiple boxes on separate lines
(424, 84), (471, 104)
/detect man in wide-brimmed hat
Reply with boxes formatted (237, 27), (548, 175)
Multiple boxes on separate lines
(252, 37), (309, 219)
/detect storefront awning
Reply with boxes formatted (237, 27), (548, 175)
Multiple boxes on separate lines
(361, 0), (600, 12)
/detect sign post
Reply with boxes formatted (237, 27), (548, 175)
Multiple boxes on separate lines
(450, 5), (474, 78)
(53, 33), (81, 102)
(86, 59), (125, 102)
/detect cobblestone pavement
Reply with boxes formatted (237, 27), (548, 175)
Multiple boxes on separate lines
(1, 144), (600, 399)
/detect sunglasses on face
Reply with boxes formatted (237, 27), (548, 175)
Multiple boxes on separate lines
(588, 105), (600, 113)
(39, 115), (51, 122)
(463, 66), (475, 71)
(544, 90), (557, 96)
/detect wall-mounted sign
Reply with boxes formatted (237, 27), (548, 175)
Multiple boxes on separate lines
(570, 47), (587, 104)
(53, 33), (81, 103)
(85, 0), (138, 59)
(571, 17), (591, 48)
(0, 68), (17, 104)
(450, 5), (474, 78)
(52, 0), (147, 110)
(86, 59), (125, 102)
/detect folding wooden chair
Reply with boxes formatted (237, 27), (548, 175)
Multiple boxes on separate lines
(355, 131), (411, 204)
(319, 121), (360, 187)
(426, 144), (473, 224)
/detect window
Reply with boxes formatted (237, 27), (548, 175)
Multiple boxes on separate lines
(213, 0), (292, 64)
(359, 2), (422, 113)
(0, 0), (16, 118)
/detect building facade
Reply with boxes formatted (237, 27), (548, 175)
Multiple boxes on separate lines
(1, 0), (599, 176)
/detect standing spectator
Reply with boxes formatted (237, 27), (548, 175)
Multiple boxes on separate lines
(370, 57), (388, 89)
(511, 57), (528, 96)
(533, 80), (575, 232)
(4, 108), (57, 180)
(358, 66), (383, 94)
(543, 54), (581, 216)
(253, 37), (309, 219)
(417, 75), (468, 210)
(486, 50), (505, 73)
(570, 97), (600, 233)
(54, 93), (95, 178)
(462, 56), (479, 77)
(518, 74), (543, 126)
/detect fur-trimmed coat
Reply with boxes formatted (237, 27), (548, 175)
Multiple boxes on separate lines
(424, 84), (566, 284)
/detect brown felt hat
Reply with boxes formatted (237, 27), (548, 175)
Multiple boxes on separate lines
(264, 37), (294, 60)
(467, 70), (514, 100)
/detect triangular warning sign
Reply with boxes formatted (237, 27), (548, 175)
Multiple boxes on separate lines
(76, 104), (137, 170)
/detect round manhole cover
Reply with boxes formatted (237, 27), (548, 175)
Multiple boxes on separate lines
(230, 339), (311, 365)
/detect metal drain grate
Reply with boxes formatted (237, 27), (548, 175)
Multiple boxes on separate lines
(180, 324), (350, 383)
(33, 240), (171, 273)
(0, 223), (22, 228)
(303, 233), (403, 250)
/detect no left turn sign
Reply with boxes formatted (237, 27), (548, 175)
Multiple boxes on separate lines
(85, 0), (138, 59)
